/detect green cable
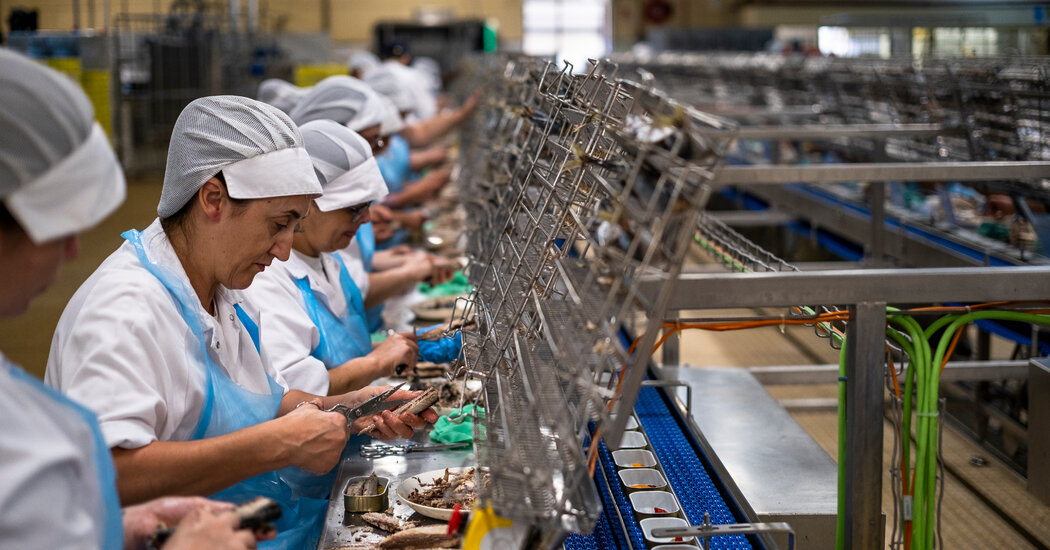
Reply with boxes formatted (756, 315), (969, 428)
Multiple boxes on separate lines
(694, 234), (1050, 548)
(836, 340), (847, 550)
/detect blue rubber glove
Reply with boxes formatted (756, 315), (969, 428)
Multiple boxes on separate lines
(418, 332), (463, 363)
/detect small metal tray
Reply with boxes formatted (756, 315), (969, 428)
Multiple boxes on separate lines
(343, 475), (390, 513)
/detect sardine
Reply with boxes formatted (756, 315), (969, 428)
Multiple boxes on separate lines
(377, 524), (459, 549)
(362, 473), (379, 496)
(361, 512), (418, 533)
(358, 388), (441, 435)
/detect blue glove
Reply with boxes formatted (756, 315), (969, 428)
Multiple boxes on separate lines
(418, 332), (463, 363)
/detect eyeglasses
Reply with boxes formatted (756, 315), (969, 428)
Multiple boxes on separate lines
(347, 201), (372, 219)
(366, 135), (386, 153)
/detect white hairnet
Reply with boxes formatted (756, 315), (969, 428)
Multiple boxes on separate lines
(377, 96), (404, 137)
(257, 79), (310, 114)
(287, 76), (386, 132)
(159, 95), (322, 218)
(411, 56), (442, 93)
(0, 49), (125, 243)
(299, 120), (388, 212)
(348, 50), (380, 76)
(363, 64), (416, 114)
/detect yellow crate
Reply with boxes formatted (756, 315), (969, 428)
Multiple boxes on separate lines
(80, 69), (113, 139)
(293, 64), (348, 87)
(44, 57), (81, 81)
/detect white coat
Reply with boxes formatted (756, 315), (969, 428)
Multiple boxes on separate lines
(243, 249), (357, 396)
(0, 355), (111, 549)
(45, 219), (287, 449)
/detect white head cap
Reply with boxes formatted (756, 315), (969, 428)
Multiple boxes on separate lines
(288, 76), (386, 132)
(257, 79), (310, 114)
(0, 49), (126, 243)
(411, 56), (442, 93)
(159, 96), (322, 218)
(348, 50), (380, 76)
(364, 64), (416, 115)
(377, 96), (404, 137)
(299, 120), (388, 212)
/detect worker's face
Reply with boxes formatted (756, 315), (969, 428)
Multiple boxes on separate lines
(299, 201), (372, 254)
(214, 194), (311, 290)
(0, 227), (78, 317)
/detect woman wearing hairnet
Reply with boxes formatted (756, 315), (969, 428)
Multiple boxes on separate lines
(289, 77), (453, 329)
(242, 121), (457, 398)
(0, 50), (264, 549)
(256, 78), (310, 115)
(46, 94), (437, 549)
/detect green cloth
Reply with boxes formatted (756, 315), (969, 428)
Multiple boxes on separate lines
(430, 404), (485, 444)
(417, 270), (472, 298)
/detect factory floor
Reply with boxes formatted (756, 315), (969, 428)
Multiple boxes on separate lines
(4, 175), (1049, 549)
(673, 310), (1050, 549)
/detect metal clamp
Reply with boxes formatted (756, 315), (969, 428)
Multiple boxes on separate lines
(651, 512), (795, 550)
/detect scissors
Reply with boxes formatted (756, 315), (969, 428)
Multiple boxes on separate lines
(327, 382), (411, 428)
(359, 442), (471, 458)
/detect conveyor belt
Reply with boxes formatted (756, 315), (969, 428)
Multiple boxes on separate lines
(635, 385), (753, 549)
(566, 380), (756, 549)
(565, 439), (647, 550)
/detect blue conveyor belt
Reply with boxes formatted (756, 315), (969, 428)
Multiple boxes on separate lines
(565, 438), (647, 550)
(566, 383), (755, 549)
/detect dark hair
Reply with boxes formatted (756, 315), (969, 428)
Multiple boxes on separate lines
(0, 203), (19, 230)
(0, 203), (29, 245)
(160, 171), (248, 236)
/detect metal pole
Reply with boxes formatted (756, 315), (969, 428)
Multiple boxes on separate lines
(844, 302), (886, 550)
(662, 314), (680, 367)
(869, 181), (885, 266)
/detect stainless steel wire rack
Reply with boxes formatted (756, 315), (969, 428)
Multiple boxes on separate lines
(442, 55), (737, 543)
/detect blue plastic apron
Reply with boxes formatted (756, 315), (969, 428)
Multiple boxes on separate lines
(376, 135), (410, 194)
(354, 223), (385, 332)
(295, 253), (373, 368)
(122, 229), (328, 549)
(6, 362), (123, 549)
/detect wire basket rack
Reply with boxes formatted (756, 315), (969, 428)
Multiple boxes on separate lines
(609, 53), (1050, 185)
(441, 55), (735, 543)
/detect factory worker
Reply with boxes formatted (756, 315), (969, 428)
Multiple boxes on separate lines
(411, 56), (443, 98)
(242, 120), (424, 396)
(0, 49), (262, 550)
(288, 75), (387, 145)
(287, 77), (451, 314)
(365, 62), (479, 149)
(256, 78), (310, 114)
(336, 98), (455, 331)
(348, 49), (380, 79)
(46, 95), (436, 549)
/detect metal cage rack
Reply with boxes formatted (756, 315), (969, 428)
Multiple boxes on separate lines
(440, 52), (1050, 550)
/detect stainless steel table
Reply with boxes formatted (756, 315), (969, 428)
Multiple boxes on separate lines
(316, 431), (476, 549)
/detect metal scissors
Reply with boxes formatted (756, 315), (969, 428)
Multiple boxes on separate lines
(327, 382), (411, 428)
(359, 442), (471, 458)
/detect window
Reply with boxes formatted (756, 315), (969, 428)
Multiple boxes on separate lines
(523, 0), (610, 73)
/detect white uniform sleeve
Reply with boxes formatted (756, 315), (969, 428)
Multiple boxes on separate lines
(0, 366), (103, 549)
(245, 270), (331, 396)
(48, 275), (197, 449)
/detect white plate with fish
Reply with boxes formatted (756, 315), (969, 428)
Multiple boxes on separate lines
(395, 467), (476, 521)
(411, 295), (470, 322)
